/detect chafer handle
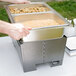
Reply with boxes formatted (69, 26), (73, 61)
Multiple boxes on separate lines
(64, 19), (76, 37)
(17, 39), (23, 45)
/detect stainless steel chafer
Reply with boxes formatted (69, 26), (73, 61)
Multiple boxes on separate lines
(5, 2), (72, 72)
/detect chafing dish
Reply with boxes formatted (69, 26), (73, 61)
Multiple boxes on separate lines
(5, 2), (70, 72)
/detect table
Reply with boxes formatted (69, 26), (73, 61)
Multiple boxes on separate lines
(0, 37), (76, 76)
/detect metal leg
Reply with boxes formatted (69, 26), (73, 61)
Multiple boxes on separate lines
(23, 63), (36, 72)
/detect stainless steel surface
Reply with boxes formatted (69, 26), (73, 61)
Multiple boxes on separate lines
(44, 37), (66, 63)
(14, 37), (66, 72)
(21, 41), (43, 72)
(23, 27), (64, 42)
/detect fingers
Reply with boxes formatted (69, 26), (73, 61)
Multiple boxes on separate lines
(9, 30), (22, 40)
(16, 0), (31, 4)
(21, 27), (30, 37)
(9, 29), (29, 40)
(9, 23), (32, 40)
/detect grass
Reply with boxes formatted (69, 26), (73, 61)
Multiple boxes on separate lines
(0, 8), (9, 22)
(0, 8), (9, 37)
(47, 0), (76, 19)
(0, 0), (76, 37)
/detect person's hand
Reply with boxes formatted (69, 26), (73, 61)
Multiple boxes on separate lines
(7, 23), (31, 40)
(1, 0), (31, 4)
(0, 20), (31, 40)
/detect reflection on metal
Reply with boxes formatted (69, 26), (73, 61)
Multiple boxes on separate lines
(12, 37), (66, 72)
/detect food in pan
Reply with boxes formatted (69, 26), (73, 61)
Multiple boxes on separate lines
(20, 19), (59, 28)
(14, 13), (65, 28)
(9, 6), (49, 14)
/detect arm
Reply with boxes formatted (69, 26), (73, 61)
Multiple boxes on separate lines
(0, 20), (31, 40)
(0, 0), (30, 4)
(0, 0), (31, 40)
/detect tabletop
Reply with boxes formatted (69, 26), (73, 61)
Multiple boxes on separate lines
(0, 37), (76, 76)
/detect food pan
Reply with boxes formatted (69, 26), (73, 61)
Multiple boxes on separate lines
(7, 2), (51, 15)
(13, 13), (68, 42)
(4, 2), (70, 42)
(14, 13), (67, 28)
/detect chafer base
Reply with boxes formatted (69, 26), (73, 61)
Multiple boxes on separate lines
(12, 36), (66, 72)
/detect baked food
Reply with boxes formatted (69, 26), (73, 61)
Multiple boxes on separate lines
(9, 6), (49, 14)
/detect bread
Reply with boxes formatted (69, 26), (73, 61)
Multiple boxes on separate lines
(9, 6), (49, 14)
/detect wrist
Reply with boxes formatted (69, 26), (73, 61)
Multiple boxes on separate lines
(0, 20), (12, 34)
(4, 23), (13, 35)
